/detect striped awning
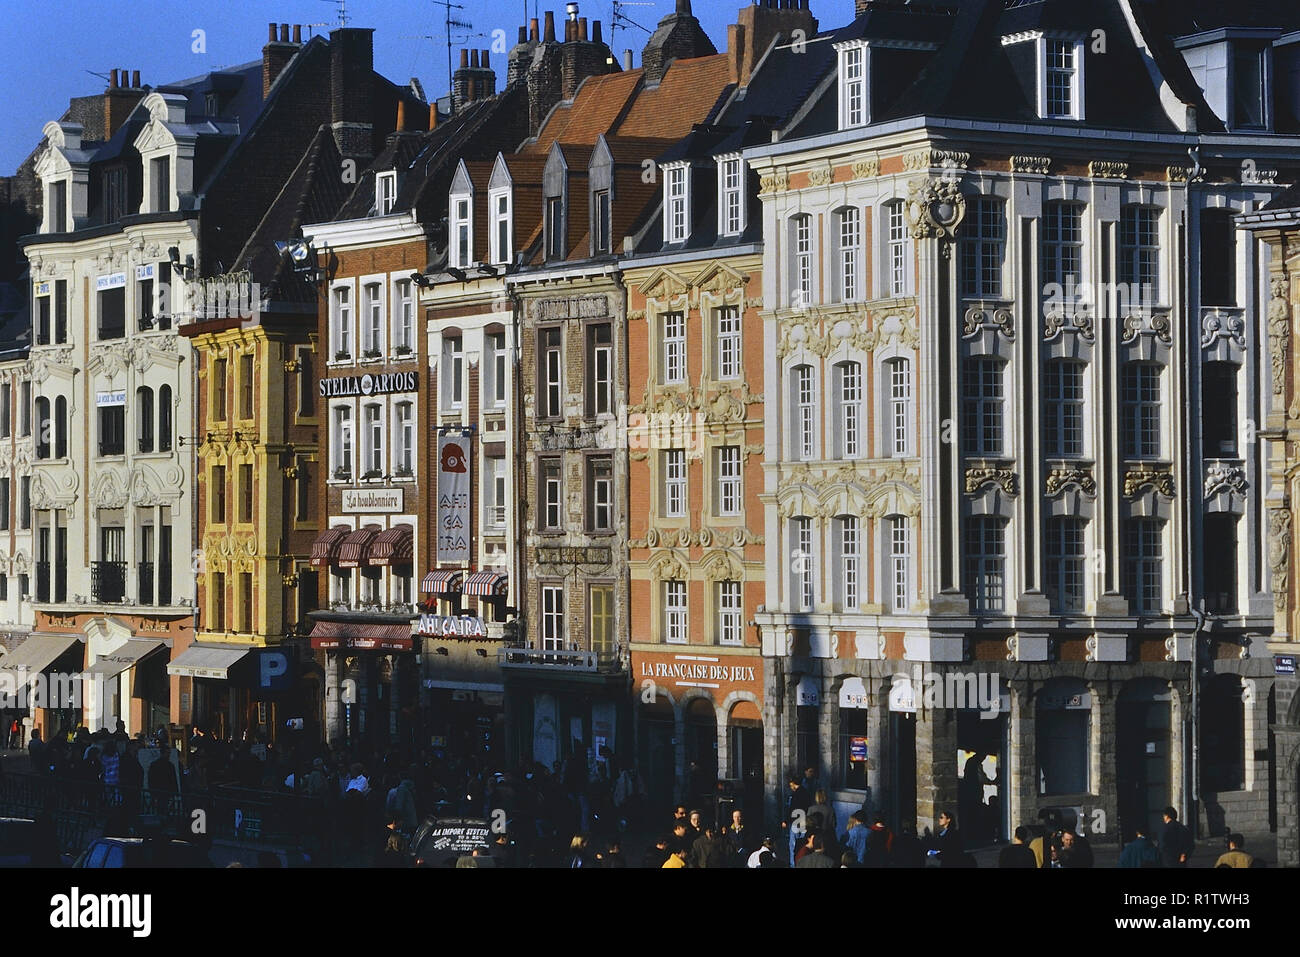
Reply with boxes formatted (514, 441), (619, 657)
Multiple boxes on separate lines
(368, 524), (414, 567)
(310, 526), (352, 567)
(463, 571), (508, 597)
(337, 525), (382, 568)
(421, 569), (463, 594)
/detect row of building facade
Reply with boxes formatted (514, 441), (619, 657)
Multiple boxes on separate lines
(4, 0), (1300, 858)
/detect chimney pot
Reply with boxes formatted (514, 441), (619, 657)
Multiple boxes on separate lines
(544, 11), (556, 42)
(268, 23), (277, 43)
(293, 24), (302, 43)
(121, 67), (129, 84)
(580, 18), (589, 41)
(592, 20), (603, 45)
(676, 0), (691, 13)
(481, 49), (490, 67)
(623, 49), (634, 70)
(518, 25), (527, 43)
(280, 23), (290, 43)
(530, 17), (540, 42)
(461, 49), (470, 68)
(429, 103), (438, 129)
(132, 70), (140, 88)
(397, 100), (406, 131)
(471, 49), (480, 68)
(109, 69), (119, 89)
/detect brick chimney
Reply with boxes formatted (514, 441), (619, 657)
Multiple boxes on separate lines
(730, 0), (818, 88)
(642, 0), (718, 86)
(330, 27), (376, 161)
(508, 23), (538, 86)
(562, 18), (613, 99)
(453, 48), (497, 113)
(104, 68), (146, 140)
(263, 21), (301, 98)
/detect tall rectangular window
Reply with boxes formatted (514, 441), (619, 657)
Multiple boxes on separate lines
(962, 358), (1005, 456)
(837, 361), (862, 459)
(661, 312), (685, 384)
(1044, 360), (1085, 458)
(1043, 201), (1084, 291)
(666, 167), (687, 243)
(888, 201), (909, 297)
(664, 580), (687, 643)
(841, 45), (865, 128)
(19, 476), (29, 530)
(393, 279), (414, 353)
(542, 586), (565, 649)
(792, 215), (813, 307)
(485, 457), (506, 529)
(663, 449), (686, 518)
(1233, 43), (1267, 129)
(838, 207), (860, 302)
(453, 198), (471, 268)
(238, 464), (253, 523)
(1120, 206), (1160, 304)
(1046, 517), (1087, 614)
(961, 198), (1005, 298)
(1045, 39), (1077, 118)
(720, 157), (743, 236)
(541, 459), (562, 531)
(0, 383), (10, 439)
(98, 405), (125, 456)
(333, 287), (352, 359)
(794, 516), (814, 611)
(1122, 363), (1161, 458)
(213, 358), (227, 421)
(1203, 362), (1238, 457)
(98, 288), (126, 340)
(35, 295), (50, 346)
(48, 180), (67, 232)
(965, 516), (1007, 613)
(395, 402), (414, 475)
(239, 354), (253, 419)
(795, 365), (815, 460)
(590, 585), (614, 653)
(333, 406), (352, 476)
(0, 479), (10, 531)
(547, 196), (564, 260)
(888, 516), (910, 613)
(1204, 513), (1238, 614)
(840, 516), (859, 611)
(717, 446), (741, 516)
(887, 358), (912, 457)
(363, 404), (383, 474)
(586, 323), (612, 416)
(212, 466), (226, 524)
(212, 572), (226, 631)
(594, 189), (611, 255)
(718, 581), (743, 646)
(443, 336), (463, 408)
(1123, 518), (1163, 614)
(716, 307), (741, 380)
(55, 280), (67, 343)
(151, 157), (171, 212)
(376, 171), (396, 215)
(541, 328), (562, 418)
(1200, 209), (1237, 306)
(362, 284), (382, 356)
(488, 332), (507, 408)
(20, 381), (30, 437)
(587, 456), (613, 533)
(493, 193), (511, 265)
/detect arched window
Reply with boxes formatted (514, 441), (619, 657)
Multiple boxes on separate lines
(1037, 678), (1090, 795)
(883, 357), (912, 457)
(54, 396), (67, 459)
(834, 361), (862, 459)
(136, 386), (154, 453)
(35, 397), (50, 459)
(158, 385), (172, 452)
(835, 515), (860, 611)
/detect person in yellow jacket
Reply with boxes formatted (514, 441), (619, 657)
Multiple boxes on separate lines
(1214, 834), (1255, 868)
(661, 847), (688, 868)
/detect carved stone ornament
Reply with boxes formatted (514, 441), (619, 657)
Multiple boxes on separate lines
(1204, 462), (1248, 499)
(1123, 466), (1175, 499)
(1268, 275), (1290, 396)
(906, 177), (967, 241)
(1269, 508), (1291, 615)
(1088, 160), (1129, 179)
(758, 169), (789, 195)
(806, 164), (834, 188)
(1045, 467), (1097, 497)
(963, 305), (1015, 340)
(903, 148), (970, 172)
(1043, 305), (1094, 342)
(1121, 312), (1172, 345)
(964, 467), (1019, 496)
(852, 156), (880, 180)
(1201, 310), (1246, 350)
(1011, 155), (1051, 174)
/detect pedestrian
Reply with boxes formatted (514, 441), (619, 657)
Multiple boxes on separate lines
(998, 826), (1038, 868)
(689, 823), (732, 868)
(926, 810), (962, 867)
(782, 774), (812, 866)
(1119, 826), (1161, 868)
(1214, 834), (1254, 869)
(864, 814), (894, 867)
(807, 788), (836, 836)
(686, 808), (704, 843)
(724, 809), (751, 862)
(1058, 829), (1094, 868)
(27, 729), (45, 774)
(840, 811), (869, 865)
(642, 836), (671, 869)
(1159, 806), (1193, 868)
(8, 717), (19, 750)
(567, 834), (591, 868)
(795, 833), (837, 868)
(661, 845), (688, 868)
(746, 837), (776, 869)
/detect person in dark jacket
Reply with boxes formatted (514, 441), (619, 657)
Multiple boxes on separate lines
(891, 825), (926, 868)
(928, 810), (963, 866)
(690, 825), (733, 868)
(642, 836), (671, 869)
(998, 826), (1039, 868)
(795, 833), (838, 868)
(1058, 829), (1094, 868)
(782, 775), (812, 865)
(1119, 827), (1162, 868)
(1159, 807), (1193, 868)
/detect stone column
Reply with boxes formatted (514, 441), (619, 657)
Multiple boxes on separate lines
(915, 701), (958, 833)
(1006, 675), (1036, 836)
(324, 653), (340, 747)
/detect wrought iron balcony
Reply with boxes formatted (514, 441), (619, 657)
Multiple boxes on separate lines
(91, 561), (127, 604)
(498, 643), (624, 674)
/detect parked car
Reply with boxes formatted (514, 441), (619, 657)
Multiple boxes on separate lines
(73, 836), (213, 868)
(0, 817), (66, 867)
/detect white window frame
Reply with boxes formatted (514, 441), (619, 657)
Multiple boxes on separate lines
(392, 278), (414, 355)
(332, 405), (353, 476)
(486, 456), (507, 529)
(716, 445), (742, 517)
(885, 200), (912, 298)
(961, 198), (1006, 299)
(837, 41), (868, 129)
(885, 515), (910, 614)
(363, 403), (383, 475)
(837, 361), (862, 460)
(661, 312), (686, 384)
(331, 282), (354, 361)
(542, 585), (565, 649)
(589, 456), (613, 533)
(716, 306), (741, 380)
(361, 280), (384, 357)
(717, 155), (745, 236)
(542, 459), (563, 531)
(794, 516), (814, 611)
(393, 401), (415, 476)
(663, 449), (687, 518)
(540, 327), (563, 419)
(717, 580), (743, 646)
(664, 164), (690, 244)
(664, 579), (688, 644)
(376, 171), (397, 215)
(487, 331), (508, 409)
(451, 195), (473, 268)
(793, 365), (816, 461)
(490, 188), (512, 265)
(791, 214), (814, 309)
(840, 515), (860, 612)
(442, 335), (464, 409)
(588, 323), (613, 416)
(883, 356), (912, 458)
(837, 206), (861, 303)
(1120, 205), (1161, 308)
(1039, 37), (1084, 121)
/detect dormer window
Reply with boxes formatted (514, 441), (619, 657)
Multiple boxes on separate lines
(664, 164), (689, 244)
(46, 180), (67, 233)
(451, 196), (472, 268)
(1044, 39), (1080, 119)
(718, 155), (745, 237)
(150, 157), (171, 212)
(837, 41), (868, 130)
(593, 189), (611, 255)
(1232, 42), (1268, 130)
(546, 196), (565, 261)
(376, 171), (397, 216)
(490, 190), (511, 265)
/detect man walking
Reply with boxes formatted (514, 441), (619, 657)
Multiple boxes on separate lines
(1159, 807), (1193, 868)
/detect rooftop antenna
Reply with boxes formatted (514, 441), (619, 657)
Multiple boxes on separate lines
(303, 22), (332, 39)
(611, 0), (654, 49)
(321, 0), (350, 27)
(432, 0), (471, 97)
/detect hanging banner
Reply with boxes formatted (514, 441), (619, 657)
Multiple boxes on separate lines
(437, 434), (471, 562)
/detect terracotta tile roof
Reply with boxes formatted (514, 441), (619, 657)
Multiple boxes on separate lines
(525, 70), (643, 154)
(611, 54), (733, 140)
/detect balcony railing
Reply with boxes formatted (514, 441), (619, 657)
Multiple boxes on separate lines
(139, 561), (154, 606)
(91, 561), (127, 604)
(98, 439), (125, 457)
(498, 643), (623, 673)
(488, 505), (506, 529)
(35, 561), (49, 603)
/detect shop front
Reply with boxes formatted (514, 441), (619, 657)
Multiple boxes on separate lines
(310, 617), (420, 754)
(417, 605), (505, 767)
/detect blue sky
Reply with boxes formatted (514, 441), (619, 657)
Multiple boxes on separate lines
(0, 0), (818, 175)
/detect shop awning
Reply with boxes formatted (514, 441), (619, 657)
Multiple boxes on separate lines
(87, 639), (166, 679)
(308, 620), (415, 652)
(338, 525), (382, 568)
(421, 569), (463, 594)
(166, 644), (250, 680)
(310, 526), (352, 567)
(368, 524), (414, 567)
(463, 570), (508, 597)
(0, 634), (82, 674)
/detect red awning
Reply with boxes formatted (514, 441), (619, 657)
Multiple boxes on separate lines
(368, 524), (414, 567)
(337, 525), (382, 568)
(421, 569), (463, 594)
(308, 619), (415, 652)
(310, 526), (352, 567)
(463, 570), (508, 597)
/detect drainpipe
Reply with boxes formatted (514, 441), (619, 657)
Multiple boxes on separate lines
(1189, 601), (1205, 836)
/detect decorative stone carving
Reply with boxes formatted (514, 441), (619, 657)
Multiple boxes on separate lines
(1201, 310), (1246, 350)
(903, 148), (970, 172)
(89, 470), (129, 508)
(1123, 466), (1175, 499)
(1241, 160), (1278, 186)
(1088, 160), (1129, 179)
(1121, 312), (1172, 345)
(964, 467), (1018, 496)
(852, 157), (880, 180)
(1270, 508), (1291, 615)
(853, 311), (920, 352)
(1043, 306), (1094, 342)
(806, 164), (833, 187)
(1204, 462), (1248, 499)
(28, 347), (75, 384)
(706, 392), (746, 424)
(700, 549), (744, 582)
(1045, 467), (1097, 496)
(1011, 155), (1051, 174)
(758, 169), (788, 195)
(906, 177), (967, 241)
(1268, 275), (1290, 396)
(963, 305), (1015, 340)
